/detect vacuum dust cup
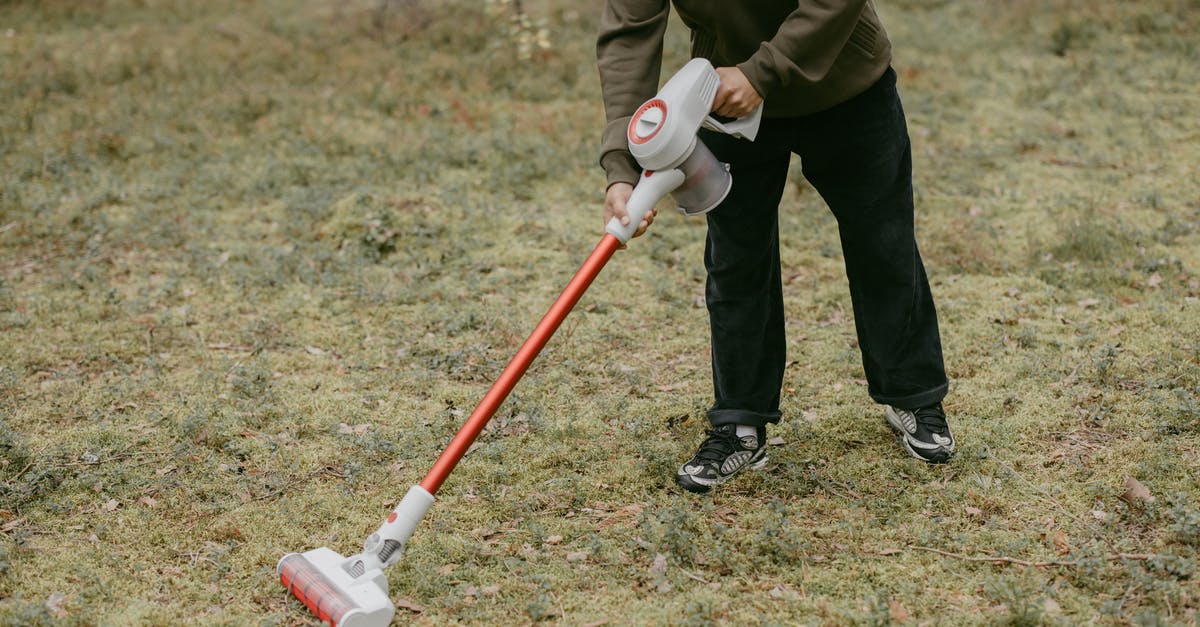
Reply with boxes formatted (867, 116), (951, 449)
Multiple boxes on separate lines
(671, 138), (731, 215)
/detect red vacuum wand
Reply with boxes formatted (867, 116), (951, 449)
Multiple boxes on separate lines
(420, 232), (623, 494)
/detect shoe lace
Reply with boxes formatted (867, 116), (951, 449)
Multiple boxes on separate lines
(913, 404), (948, 436)
(694, 428), (741, 464)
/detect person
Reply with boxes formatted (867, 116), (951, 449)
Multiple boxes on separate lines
(596, 0), (954, 494)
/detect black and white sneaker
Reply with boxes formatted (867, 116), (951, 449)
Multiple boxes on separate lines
(885, 402), (955, 464)
(675, 424), (768, 494)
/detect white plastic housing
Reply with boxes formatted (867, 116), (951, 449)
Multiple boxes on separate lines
(627, 58), (719, 171)
(278, 548), (394, 627)
(364, 485), (435, 566)
(606, 168), (686, 243)
(627, 58), (763, 172)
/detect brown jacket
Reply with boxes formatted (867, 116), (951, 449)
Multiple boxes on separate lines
(597, 0), (893, 187)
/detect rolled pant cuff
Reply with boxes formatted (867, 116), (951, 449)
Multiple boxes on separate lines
(869, 381), (949, 410)
(707, 408), (782, 428)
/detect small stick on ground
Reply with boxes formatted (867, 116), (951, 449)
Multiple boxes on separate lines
(909, 545), (1156, 568)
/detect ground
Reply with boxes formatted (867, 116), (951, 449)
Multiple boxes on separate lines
(1, 0), (1198, 624)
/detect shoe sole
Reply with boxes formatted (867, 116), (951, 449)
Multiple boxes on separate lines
(884, 409), (954, 465)
(676, 453), (769, 494)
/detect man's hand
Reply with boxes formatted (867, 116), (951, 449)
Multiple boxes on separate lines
(604, 182), (655, 245)
(711, 66), (762, 118)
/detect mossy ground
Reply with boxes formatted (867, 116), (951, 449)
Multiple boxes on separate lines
(2, 0), (1198, 624)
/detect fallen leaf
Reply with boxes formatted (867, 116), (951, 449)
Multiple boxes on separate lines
(964, 506), (984, 518)
(305, 345), (325, 355)
(1077, 298), (1101, 309)
(878, 548), (902, 556)
(545, 535), (563, 545)
(436, 563), (457, 576)
(395, 598), (424, 613)
(2, 518), (24, 533)
(480, 584), (500, 596)
(103, 499), (120, 512)
(769, 585), (799, 600)
(889, 600), (909, 622)
(338, 423), (371, 436)
(156, 465), (177, 476)
(1051, 529), (1071, 555)
(767, 436), (785, 446)
(1091, 509), (1109, 521)
(46, 592), (68, 619)
(1120, 475), (1154, 506)
(138, 496), (158, 508)
(1146, 272), (1162, 288)
(566, 551), (589, 562)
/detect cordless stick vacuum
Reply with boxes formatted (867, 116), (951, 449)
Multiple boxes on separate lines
(278, 58), (761, 626)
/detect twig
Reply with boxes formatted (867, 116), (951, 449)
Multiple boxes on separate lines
(251, 469), (326, 502)
(680, 568), (711, 584)
(5, 460), (36, 484)
(909, 545), (1155, 568)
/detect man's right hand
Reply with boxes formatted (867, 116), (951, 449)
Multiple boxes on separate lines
(604, 182), (655, 244)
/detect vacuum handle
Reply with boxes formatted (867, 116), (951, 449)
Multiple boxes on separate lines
(604, 168), (686, 244)
(702, 104), (763, 141)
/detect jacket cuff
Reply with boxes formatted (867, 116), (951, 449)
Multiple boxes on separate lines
(601, 150), (641, 189)
(599, 115), (641, 188)
(736, 47), (782, 101)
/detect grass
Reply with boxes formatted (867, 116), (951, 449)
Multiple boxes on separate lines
(1, 0), (1198, 624)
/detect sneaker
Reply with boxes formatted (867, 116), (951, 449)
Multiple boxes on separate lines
(885, 402), (955, 464)
(676, 424), (768, 494)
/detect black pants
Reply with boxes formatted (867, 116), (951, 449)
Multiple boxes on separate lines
(700, 67), (948, 429)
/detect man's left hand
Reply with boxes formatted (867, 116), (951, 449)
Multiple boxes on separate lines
(712, 66), (763, 118)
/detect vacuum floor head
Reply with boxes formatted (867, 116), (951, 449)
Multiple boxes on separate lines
(278, 548), (394, 626)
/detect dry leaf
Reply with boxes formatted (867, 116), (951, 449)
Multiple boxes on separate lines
(156, 465), (177, 476)
(964, 506), (984, 518)
(545, 535), (563, 545)
(436, 563), (457, 576)
(1146, 272), (1162, 288)
(767, 436), (785, 446)
(1051, 529), (1071, 555)
(395, 598), (424, 613)
(889, 600), (909, 622)
(1120, 475), (1154, 506)
(769, 585), (799, 600)
(138, 496), (158, 508)
(46, 592), (68, 619)
(566, 551), (589, 562)
(338, 423), (371, 436)
(878, 548), (902, 556)
(305, 345), (325, 355)
(103, 499), (120, 512)
(480, 584), (500, 596)
(1, 518), (23, 533)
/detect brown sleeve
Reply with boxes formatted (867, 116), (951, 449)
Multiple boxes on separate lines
(596, 0), (670, 188)
(735, 0), (871, 100)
